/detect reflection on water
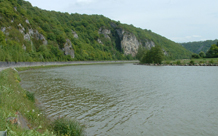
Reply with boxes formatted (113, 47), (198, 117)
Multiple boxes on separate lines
(20, 64), (218, 136)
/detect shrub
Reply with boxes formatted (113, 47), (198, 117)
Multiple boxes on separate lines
(26, 91), (35, 102)
(209, 59), (214, 64)
(190, 60), (195, 65)
(191, 53), (200, 59)
(199, 51), (205, 58)
(176, 60), (181, 65)
(52, 118), (84, 136)
(199, 60), (204, 64)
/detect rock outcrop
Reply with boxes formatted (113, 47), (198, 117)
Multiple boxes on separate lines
(97, 38), (103, 44)
(98, 28), (111, 39)
(62, 39), (75, 58)
(121, 32), (140, 57)
(18, 23), (25, 34)
(112, 27), (168, 57)
(116, 28), (125, 40)
(72, 30), (78, 39)
(33, 30), (47, 45)
(143, 40), (155, 49)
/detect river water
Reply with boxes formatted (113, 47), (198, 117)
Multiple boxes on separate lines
(19, 63), (218, 136)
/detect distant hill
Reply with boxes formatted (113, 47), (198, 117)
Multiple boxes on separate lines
(0, 0), (192, 62)
(180, 39), (218, 54)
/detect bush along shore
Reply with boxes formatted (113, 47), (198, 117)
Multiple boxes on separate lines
(0, 68), (85, 136)
(135, 58), (218, 66)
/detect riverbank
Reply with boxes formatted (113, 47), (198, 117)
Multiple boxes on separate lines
(0, 68), (53, 135)
(0, 60), (137, 135)
(135, 58), (218, 66)
(0, 60), (138, 71)
(0, 68), (85, 135)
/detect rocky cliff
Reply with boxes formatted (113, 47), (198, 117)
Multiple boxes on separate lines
(112, 27), (157, 57)
(0, 0), (192, 62)
(62, 39), (75, 58)
(121, 32), (140, 57)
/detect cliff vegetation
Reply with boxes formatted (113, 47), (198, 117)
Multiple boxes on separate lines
(0, 0), (192, 62)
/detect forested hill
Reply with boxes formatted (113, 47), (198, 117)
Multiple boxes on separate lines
(180, 39), (218, 54)
(0, 0), (192, 62)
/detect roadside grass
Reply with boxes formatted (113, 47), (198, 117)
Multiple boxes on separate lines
(0, 68), (84, 136)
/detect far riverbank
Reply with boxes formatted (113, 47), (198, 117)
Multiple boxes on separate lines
(0, 60), (138, 71)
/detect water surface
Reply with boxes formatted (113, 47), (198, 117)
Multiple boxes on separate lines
(19, 64), (218, 136)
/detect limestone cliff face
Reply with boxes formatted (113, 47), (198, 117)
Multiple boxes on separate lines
(1, 25), (47, 46)
(72, 30), (78, 39)
(116, 29), (156, 57)
(121, 32), (140, 57)
(98, 24), (158, 57)
(143, 40), (155, 49)
(33, 30), (47, 45)
(62, 39), (75, 58)
(98, 28), (111, 39)
(97, 28), (111, 44)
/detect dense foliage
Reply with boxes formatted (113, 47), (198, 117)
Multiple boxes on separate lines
(180, 39), (218, 54)
(138, 46), (164, 64)
(0, 0), (192, 62)
(206, 42), (218, 58)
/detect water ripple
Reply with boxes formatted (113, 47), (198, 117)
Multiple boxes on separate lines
(19, 64), (218, 136)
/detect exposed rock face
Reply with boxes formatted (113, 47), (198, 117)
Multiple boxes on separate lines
(25, 19), (30, 24)
(62, 39), (75, 58)
(113, 28), (164, 57)
(163, 49), (168, 56)
(18, 24), (25, 34)
(22, 44), (26, 51)
(1, 27), (6, 33)
(24, 33), (31, 41)
(116, 28), (125, 40)
(121, 32), (140, 57)
(72, 30), (78, 39)
(97, 38), (103, 44)
(33, 30), (47, 45)
(98, 28), (111, 39)
(110, 22), (117, 28)
(14, 7), (17, 11)
(144, 40), (155, 49)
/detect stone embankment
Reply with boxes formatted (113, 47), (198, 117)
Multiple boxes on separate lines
(0, 60), (138, 71)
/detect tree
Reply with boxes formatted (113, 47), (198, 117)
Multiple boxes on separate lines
(0, 31), (6, 46)
(136, 45), (147, 61)
(56, 35), (66, 49)
(199, 51), (205, 58)
(47, 33), (56, 41)
(140, 46), (164, 64)
(206, 44), (218, 58)
(191, 53), (200, 59)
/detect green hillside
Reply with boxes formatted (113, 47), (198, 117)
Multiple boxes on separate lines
(180, 39), (218, 54)
(0, 0), (192, 62)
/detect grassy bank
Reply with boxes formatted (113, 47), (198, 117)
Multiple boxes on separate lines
(162, 58), (218, 66)
(0, 68), (84, 135)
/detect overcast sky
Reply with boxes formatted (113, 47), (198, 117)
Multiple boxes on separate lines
(26, 0), (218, 43)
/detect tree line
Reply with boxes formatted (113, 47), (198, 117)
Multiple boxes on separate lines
(191, 42), (218, 59)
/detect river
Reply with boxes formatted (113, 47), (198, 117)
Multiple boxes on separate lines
(19, 63), (218, 136)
